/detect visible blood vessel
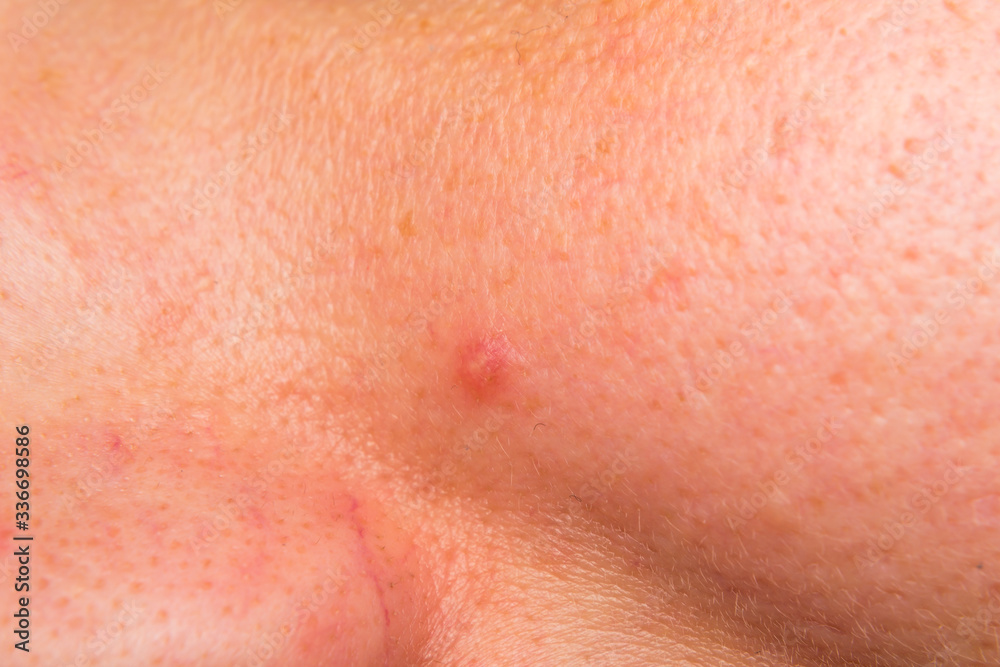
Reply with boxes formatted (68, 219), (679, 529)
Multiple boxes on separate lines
(455, 331), (515, 403)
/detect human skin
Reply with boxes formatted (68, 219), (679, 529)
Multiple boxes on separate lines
(1, 0), (999, 664)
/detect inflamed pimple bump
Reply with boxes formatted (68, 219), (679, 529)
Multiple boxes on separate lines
(455, 331), (516, 403)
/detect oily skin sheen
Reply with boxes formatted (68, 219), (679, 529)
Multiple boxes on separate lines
(1, 0), (999, 664)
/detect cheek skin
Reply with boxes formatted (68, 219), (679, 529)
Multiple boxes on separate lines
(22, 415), (433, 667)
(9, 0), (1000, 664)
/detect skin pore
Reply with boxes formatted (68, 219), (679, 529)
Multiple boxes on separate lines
(2, 0), (1000, 664)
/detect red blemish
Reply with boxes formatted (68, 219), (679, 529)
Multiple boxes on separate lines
(0, 161), (28, 181)
(455, 331), (516, 403)
(247, 505), (268, 530)
(344, 496), (392, 639)
(100, 430), (134, 468)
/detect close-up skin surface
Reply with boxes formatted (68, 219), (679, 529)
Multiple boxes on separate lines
(1, 0), (999, 664)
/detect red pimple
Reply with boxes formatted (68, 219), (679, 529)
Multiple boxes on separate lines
(455, 331), (515, 402)
(1, 162), (27, 181)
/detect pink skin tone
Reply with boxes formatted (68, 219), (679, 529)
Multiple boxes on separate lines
(2, 0), (1000, 665)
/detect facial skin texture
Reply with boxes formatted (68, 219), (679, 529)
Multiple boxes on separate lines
(2, 0), (1000, 664)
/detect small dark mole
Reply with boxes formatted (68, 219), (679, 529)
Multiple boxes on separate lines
(978, 563), (984, 569)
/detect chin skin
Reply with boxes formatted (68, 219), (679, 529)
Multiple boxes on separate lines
(1, 0), (1000, 665)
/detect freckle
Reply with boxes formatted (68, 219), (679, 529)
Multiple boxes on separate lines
(888, 163), (907, 179)
(942, 0), (968, 19)
(199, 581), (213, 590)
(397, 210), (417, 238)
(155, 609), (168, 622)
(129, 581), (144, 594)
